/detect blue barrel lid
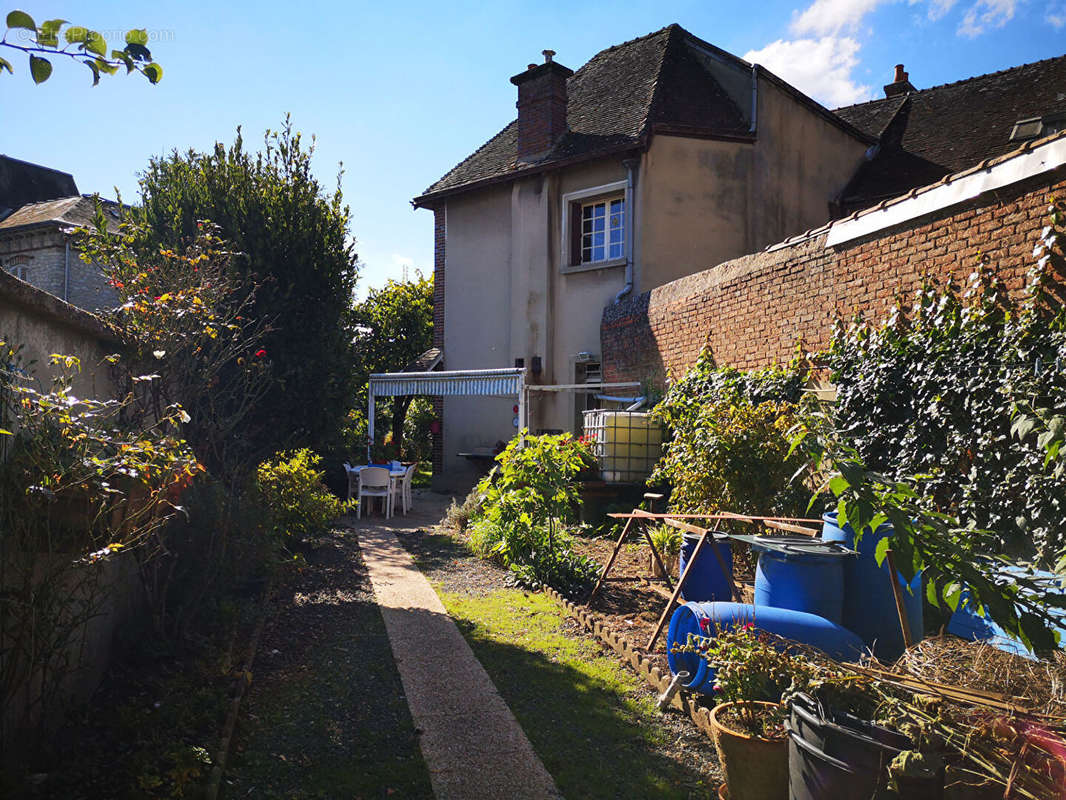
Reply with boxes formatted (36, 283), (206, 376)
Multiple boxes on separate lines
(733, 534), (856, 560)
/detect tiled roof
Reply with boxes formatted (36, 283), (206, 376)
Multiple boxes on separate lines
(416, 24), (752, 203)
(0, 194), (122, 233)
(405, 347), (443, 372)
(834, 54), (1066, 211)
(0, 154), (77, 221)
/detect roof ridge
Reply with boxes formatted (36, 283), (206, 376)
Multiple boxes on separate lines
(587, 23), (677, 60)
(9, 194), (81, 210)
(835, 50), (1066, 112)
(637, 24), (682, 138)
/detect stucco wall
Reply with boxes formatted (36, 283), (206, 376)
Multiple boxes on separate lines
(0, 269), (119, 401)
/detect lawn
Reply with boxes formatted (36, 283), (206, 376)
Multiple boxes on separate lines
(406, 531), (719, 798)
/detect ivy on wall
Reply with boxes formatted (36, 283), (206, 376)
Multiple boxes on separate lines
(826, 198), (1066, 564)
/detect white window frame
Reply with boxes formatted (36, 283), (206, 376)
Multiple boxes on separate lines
(561, 179), (628, 273)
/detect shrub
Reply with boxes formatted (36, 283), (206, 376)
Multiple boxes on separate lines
(650, 352), (813, 515)
(255, 449), (349, 542)
(471, 432), (600, 594)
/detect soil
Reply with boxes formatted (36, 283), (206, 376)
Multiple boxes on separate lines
(569, 532), (757, 675)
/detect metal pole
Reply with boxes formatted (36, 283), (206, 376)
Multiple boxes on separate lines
(518, 371), (527, 431)
(367, 384), (375, 464)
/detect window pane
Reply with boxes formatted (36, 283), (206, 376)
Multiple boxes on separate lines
(593, 216), (605, 232)
(609, 243), (623, 259)
(592, 244), (605, 261)
(609, 228), (623, 244)
(593, 231), (604, 247)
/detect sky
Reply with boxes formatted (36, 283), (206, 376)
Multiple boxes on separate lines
(3, 0), (1064, 297)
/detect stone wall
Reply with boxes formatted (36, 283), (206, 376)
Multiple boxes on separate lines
(602, 166), (1066, 385)
(0, 226), (118, 313)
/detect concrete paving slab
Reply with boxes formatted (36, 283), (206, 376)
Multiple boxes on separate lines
(354, 505), (561, 800)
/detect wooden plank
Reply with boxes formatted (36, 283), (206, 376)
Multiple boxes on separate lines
(607, 512), (821, 524)
(584, 517), (633, 607)
(647, 530), (710, 651)
(884, 550), (914, 649)
(763, 520), (820, 537)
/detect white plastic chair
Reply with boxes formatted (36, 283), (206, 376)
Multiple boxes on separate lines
(391, 462), (418, 515)
(357, 466), (392, 519)
(343, 462), (358, 503)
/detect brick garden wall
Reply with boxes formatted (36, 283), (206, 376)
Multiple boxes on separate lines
(602, 169), (1066, 385)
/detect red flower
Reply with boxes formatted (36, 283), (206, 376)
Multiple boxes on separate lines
(255, 349), (267, 358)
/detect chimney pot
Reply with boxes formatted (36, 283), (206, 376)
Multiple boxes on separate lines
(527, 63), (537, 70)
(893, 64), (907, 83)
(884, 64), (915, 97)
(542, 49), (555, 63)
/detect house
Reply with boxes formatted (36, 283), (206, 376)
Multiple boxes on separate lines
(412, 24), (877, 488)
(833, 57), (1066, 213)
(0, 155), (120, 313)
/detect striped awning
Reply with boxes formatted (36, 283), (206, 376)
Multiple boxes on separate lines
(368, 368), (525, 397)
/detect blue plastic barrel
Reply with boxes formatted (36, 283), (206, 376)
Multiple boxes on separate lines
(678, 533), (733, 602)
(754, 547), (847, 624)
(666, 601), (867, 694)
(822, 512), (923, 661)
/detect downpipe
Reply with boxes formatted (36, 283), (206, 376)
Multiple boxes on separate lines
(614, 157), (639, 304)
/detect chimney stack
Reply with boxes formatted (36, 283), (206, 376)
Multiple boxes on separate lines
(510, 50), (573, 162)
(884, 63), (915, 97)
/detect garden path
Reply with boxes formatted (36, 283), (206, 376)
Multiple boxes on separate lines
(352, 493), (562, 800)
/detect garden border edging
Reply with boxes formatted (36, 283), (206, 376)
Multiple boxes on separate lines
(541, 588), (717, 742)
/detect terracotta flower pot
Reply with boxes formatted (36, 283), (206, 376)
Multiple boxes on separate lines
(709, 701), (788, 800)
(649, 552), (679, 578)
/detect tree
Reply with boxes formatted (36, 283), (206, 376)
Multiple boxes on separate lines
(2, 10), (162, 84)
(353, 274), (433, 458)
(134, 118), (360, 460)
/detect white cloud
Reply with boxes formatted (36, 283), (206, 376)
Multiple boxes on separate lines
(957, 0), (1017, 36)
(790, 0), (886, 34)
(744, 36), (873, 107)
(1047, 1), (1066, 26)
(927, 0), (959, 19)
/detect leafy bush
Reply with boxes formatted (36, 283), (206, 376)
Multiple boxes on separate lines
(826, 199), (1066, 562)
(650, 352), (813, 515)
(471, 432), (600, 594)
(255, 449), (349, 543)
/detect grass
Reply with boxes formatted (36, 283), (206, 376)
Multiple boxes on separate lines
(412, 463), (433, 488)
(438, 587), (715, 798)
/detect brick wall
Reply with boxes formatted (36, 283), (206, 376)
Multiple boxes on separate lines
(432, 206), (445, 475)
(602, 170), (1066, 384)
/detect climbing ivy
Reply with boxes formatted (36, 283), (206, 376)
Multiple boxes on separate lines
(826, 198), (1066, 564)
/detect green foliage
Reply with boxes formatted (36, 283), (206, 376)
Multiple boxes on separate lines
(134, 118), (359, 460)
(826, 198), (1066, 563)
(648, 525), (682, 558)
(472, 432), (600, 594)
(255, 449), (349, 543)
(351, 274), (434, 460)
(1, 11), (162, 85)
(0, 342), (199, 738)
(650, 351), (813, 514)
(81, 216), (272, 480)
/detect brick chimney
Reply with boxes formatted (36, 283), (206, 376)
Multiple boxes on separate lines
(510, 50), (573, 162)
(884, 63), (915, 97)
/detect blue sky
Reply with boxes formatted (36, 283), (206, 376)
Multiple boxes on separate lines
(3, 0), (1064, 296)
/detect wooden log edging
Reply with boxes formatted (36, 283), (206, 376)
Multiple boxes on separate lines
(541, 587), (718, 742)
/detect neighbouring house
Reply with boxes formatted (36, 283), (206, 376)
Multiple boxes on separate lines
(413, 24), (877, 488)
(0, 154), (120, 313)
